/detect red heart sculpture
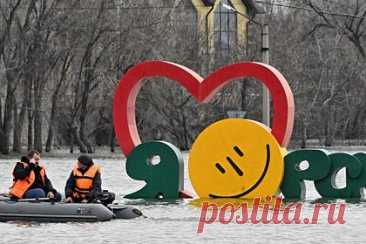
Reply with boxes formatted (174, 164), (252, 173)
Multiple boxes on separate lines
(114, 61), (294, 156)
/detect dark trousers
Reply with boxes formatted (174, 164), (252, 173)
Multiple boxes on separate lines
(24, 188), (62, 202)
(73, 191), (115, 205)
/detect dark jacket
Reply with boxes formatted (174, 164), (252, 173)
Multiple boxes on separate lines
(64, 164), (102, 201)
(12, 162), (56, 193)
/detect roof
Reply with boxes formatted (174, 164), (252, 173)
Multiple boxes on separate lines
(201, 0), (258, 18)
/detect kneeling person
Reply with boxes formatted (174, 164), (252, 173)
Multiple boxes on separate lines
(65, 155), (114, 204)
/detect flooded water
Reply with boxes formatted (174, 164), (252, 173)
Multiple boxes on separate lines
(0, 153), (365, 244)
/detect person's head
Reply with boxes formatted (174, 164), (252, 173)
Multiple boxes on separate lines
(77, 155), (93, 170)
(27, 150), (41, 162)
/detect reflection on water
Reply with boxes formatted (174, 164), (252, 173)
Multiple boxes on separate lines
(0, 154), (365, 243)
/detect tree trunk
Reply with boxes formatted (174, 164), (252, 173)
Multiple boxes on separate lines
(109, 125), (115, 153)
(13, 86), (27, 152)
(45, 117), (54, 152)
(182, 113), (189, 150)
(240, 80), (247, 111)
(33, 92), (43, 152)
(46, 52), (72, 152)
(45, 90), (59, 152)
(301, 120), (307, 148)
(79, 112), (93, 153)
(79, 52), (94, 153)
(1, 81), (14, 154)
(27, 81), (33, 151)
(324, 106), (334, 147)
(72, 122), (87, 153)
(0, 97), (3, 152)
(69, 127), (74, 154)
(12, 96), (19, 152)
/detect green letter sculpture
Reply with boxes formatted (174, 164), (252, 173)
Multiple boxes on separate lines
(124, 141), (184, 199)
(351, 153), (366, 198)
(281, 150), (331, 199)
(314, 153), (362, 199)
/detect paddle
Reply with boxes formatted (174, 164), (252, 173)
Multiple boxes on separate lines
(18, 198), (53, 203)
(0, 194), (54, 203)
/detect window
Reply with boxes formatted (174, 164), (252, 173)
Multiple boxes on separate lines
(214, 0), (237, 52)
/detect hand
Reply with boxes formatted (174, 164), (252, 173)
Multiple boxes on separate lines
(81, 199), (88, 203)
(64, 197), (73, 203)
(47, 192), (55, 199)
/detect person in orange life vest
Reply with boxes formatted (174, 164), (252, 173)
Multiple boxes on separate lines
(10, 150), (61, 201)
(64, 155), (103, 203)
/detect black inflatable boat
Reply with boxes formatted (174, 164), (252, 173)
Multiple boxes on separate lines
(0, 199), (143, 222)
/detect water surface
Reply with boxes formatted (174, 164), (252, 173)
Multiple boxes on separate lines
(0, 154), (364, 244)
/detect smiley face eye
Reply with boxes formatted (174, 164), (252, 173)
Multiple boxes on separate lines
(233, 146), (244, 157)
(215, 163), (226, 174)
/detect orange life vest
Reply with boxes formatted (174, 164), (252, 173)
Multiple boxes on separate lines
(10, 162), (46, 199)
(72, 164), (100, 199)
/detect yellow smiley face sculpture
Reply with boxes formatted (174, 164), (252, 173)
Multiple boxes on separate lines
(188, 119), (285, 199)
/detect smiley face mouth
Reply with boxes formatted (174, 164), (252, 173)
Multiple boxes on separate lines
(208, 144), (271, 198)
